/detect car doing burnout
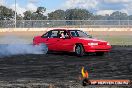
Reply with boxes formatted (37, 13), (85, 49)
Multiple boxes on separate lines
(33, 29), (111, 56)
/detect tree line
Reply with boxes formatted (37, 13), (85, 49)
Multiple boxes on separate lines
(0, 5), (132, 20)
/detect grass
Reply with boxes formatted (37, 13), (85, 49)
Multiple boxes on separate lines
(93, 35), (132, 45)
(0, 31), (132, 45)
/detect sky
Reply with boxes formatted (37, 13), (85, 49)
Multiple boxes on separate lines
(0, 0), (132, 16)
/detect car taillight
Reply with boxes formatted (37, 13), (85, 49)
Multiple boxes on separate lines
(88, 43), (98, 46)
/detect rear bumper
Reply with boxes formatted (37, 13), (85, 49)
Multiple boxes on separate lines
(84, 45), (112, 52)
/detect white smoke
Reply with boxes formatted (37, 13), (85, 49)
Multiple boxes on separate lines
(0, 36), (48, 57)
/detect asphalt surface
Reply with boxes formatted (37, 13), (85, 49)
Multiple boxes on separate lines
(0, 45), (132, 88)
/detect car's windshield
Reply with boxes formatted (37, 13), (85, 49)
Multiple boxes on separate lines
(69, 30), (91, 38)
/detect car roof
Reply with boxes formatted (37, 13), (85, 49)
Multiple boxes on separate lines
(49, 28), (80, 31)
(52, 29), (67, 31)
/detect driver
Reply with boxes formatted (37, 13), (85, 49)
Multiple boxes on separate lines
(60, 32), (65, 38)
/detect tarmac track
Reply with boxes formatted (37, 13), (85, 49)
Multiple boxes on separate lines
(0, 45), (132, 88)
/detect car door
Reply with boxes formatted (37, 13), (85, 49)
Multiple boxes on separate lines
(40, 30), (60, 51)
(56, 30), (74, 52)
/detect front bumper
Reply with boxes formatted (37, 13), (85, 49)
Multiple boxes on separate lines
(84, 45), (112, 52)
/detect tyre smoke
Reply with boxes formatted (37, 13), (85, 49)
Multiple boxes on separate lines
(0, 36), (48, 57)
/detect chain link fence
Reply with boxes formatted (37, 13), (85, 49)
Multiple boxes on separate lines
(0, 20), (132, 28)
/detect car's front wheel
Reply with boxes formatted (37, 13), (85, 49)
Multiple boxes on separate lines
(75, 44), (85, 57)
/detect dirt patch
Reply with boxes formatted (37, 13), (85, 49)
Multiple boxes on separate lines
(0, 45), (131, 87)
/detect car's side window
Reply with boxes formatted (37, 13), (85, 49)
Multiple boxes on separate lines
(70, 31), (77, 37)
(50, 31), (59, 38)
(58, 30), (69, 38)
(77, 31), (89, 37)
(41, 33), (48, 38)
(41, 31), (52, 38)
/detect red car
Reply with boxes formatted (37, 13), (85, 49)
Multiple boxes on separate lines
(33, 29), (111, 56)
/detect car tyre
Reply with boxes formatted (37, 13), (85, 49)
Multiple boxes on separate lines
(40, 43), (48, 54)
(75, 44), (85, 57)
(96, 52), (104, 56)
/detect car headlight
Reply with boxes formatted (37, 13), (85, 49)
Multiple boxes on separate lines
(88, 43), (98, 46)
(107, 43), (110, 45)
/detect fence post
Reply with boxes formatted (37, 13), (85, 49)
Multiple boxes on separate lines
(128, 20), (130, 28)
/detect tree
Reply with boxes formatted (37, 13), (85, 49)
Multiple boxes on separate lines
(91, 15), (104, 20)
(65, 8), (93, 20)
(0, 5), (22, 20)
(23, 7), (47, 20)
(128, 15), (132, 20)
(32, 12), (47, 20)
(48, 10), (65, 20)
(36, 7), (46, 14)
(0, 6), (15, 20)
(33, 7), (47, 20)
(16, 14), (23, 20)
(23, 11), (32, 20)
(109, 11), (128, 20)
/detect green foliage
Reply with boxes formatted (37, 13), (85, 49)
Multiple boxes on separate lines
(23, 7), (47, 20)
(0, 6), (15, 20)
(92, 11), (128, 20)
(65, 8), (93, 20)
(48, 10), (65, 20)
(31, 12), (47, 20)
(0, 5), (22, 20)
(128, 15), (132, 20)
(36, 7), (46, 14)
(23, 11), (32, 20)
(109, 11), (128, 20)
(0, 5), (131, 21)
(34, 7), (47, 20)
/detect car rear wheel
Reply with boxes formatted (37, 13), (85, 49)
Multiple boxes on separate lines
(39, 43), (48, 54)
(96, 52), (104, 56)
(75, 44), (85, 57)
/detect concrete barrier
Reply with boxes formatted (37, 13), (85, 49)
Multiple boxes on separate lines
(0, 28), (132, 32)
